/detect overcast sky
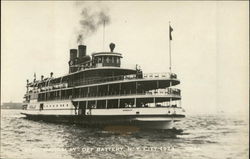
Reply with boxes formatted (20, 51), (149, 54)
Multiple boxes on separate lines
(1, 1), (249, 115)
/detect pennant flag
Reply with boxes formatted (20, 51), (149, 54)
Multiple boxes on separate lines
(169, 25), (173, 40)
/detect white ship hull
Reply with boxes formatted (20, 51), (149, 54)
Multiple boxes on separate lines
(21, 113), (184, 129)
(21, 100), (185, 129)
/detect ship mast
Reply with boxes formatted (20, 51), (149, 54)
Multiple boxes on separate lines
(169, 21), (173, 73)
(169, 22), (174, 108)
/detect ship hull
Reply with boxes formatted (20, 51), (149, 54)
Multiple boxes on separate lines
(21, 113), (184, 129)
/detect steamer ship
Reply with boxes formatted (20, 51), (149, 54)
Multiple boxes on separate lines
(21, 43), (185, 129)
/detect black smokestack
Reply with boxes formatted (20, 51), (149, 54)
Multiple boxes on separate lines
(70, 49), (77, 60)
(77, 8), (111, 44)
(78, 45), (86, 58)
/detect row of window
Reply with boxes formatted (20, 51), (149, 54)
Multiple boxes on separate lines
(44, 103), (70, 108)
(29, 103), (70, 109)
(95, 56), (120, 64)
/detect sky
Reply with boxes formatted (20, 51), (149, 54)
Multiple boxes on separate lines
(1, 1), (249, 115)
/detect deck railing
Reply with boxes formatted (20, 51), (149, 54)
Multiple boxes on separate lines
(36, 72), (178, 93)
(39, 88), (181, 101)
(70, 72), (177, 87)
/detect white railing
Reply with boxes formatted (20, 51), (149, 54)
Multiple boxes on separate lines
(123, 72), (177, 81)
(142, 72), (177, 79)
(146, 88), (181, 96)
(37, 72), (177, 92)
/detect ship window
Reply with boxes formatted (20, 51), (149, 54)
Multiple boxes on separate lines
(98, 57), (102, 63)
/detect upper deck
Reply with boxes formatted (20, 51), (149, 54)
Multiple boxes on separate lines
(24, 43), (181, 103)
(28, 72), (179, 93)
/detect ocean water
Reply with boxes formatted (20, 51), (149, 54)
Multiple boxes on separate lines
(0, 109), (248, 159)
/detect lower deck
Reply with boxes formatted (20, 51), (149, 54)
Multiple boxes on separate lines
(22, 99), (185, 129)
(22, 100), (184, 116)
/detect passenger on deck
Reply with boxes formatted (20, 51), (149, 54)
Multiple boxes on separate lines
(156, 104), (161, 107)
(125, 103), (129, 108)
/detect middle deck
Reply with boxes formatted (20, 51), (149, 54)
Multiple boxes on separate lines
(36, 72), (181, 102)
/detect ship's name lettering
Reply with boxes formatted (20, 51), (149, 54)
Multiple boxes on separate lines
(122, 109), (132, 111)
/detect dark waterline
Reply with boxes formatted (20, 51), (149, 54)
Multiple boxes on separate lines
(1, 109), (248, 159)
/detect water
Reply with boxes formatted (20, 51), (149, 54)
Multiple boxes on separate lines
(1, 109), (248, 159)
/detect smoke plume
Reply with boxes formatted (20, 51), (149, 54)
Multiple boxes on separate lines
(77, 7), (111, 44)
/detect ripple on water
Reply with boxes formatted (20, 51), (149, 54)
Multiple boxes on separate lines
(0, 110), (248, 159)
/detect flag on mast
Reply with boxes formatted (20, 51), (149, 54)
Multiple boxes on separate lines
(169, 25), (173, 40)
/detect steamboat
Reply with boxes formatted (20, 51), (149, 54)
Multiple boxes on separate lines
(21, 43), (185, 129)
